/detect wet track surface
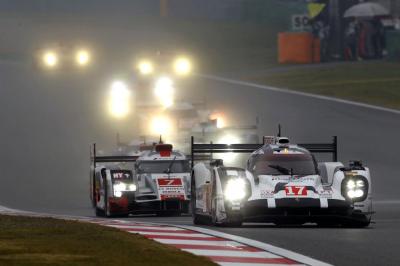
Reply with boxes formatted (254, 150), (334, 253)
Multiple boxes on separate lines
(1, 22), (400, 266)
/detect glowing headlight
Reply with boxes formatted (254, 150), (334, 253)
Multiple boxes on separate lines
(154, 77), (174, 108)
(76, 49), (90, 66)
(346, 180), (356, 190)
(224, 178), (246, 201)
(138, 60), (154, 75)
(128, 184), (137, 191)
(108, 81), (131, 119)
(173, 57), (191, 76)
(113, 183), (125, 197)
(347, 189), (364, 198)
(155, 77), (173, 92)
(150, 116), (171, 136)
(345, 178), (366, 200)
(114, 183), (126, 192)
(113, 183), (136, 197)
(42, 51), (58, 68)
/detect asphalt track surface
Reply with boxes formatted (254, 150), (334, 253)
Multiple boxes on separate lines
(0, 19), (400, 266)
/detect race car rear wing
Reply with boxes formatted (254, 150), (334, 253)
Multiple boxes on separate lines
(91, 143), (139, 169)
(190, 136), (338, 168)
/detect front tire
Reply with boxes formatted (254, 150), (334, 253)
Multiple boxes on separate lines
(95, 207), (104, 217)
(342, 218), (371, 228)
(211, 198), (242, 227)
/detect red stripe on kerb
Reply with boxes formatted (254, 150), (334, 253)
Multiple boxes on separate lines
(104, 223), (169, 227)
(171, 244), (261, 252)
(144, 235), (224, 241)
(208, 256), (298, 264)
(126, 228), (197, 234)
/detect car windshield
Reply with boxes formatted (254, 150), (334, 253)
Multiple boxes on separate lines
(251, 154), (317, 176)
(137, 160), (190, 174)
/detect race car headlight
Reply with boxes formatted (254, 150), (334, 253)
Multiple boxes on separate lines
(113, 182), (136, 197)
(138, 60), (154, 75)
(128, 184), (137, 191)
(173, 57), (191, 76)
(75, 49), (90, 66)
(342, 176), (368, 202)
(42, 51), (58, 68)
(224, 178), (246, 202)
(154, 77), (174, 108)
(108, 81), (131, 119)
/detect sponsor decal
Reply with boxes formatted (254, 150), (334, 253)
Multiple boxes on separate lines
(260, 190), (275, 199)
(111, 170), (132, 180)
(296, 177), (315, 182)
(157, 178), (182, 186)
(319, 189), (333, 199)
(226, 170), (238, 176)
(271, 176), (289, 181)
(285, 186), (307, 196)
(157, 178), (185, 200)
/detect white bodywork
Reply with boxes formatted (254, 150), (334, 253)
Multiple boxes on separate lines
(91, 145), (191, 216)
(134, 150), (191, 204)
(193, 141), (373, 226)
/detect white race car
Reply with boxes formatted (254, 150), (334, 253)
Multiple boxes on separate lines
(90, 143), (191, 217)
(191, 135), (373, 227)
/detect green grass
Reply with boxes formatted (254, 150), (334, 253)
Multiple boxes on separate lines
(247, 62), (400, 110)
(0, 215), (216, 266)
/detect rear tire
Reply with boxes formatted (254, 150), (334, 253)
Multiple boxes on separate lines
(104, 193), (112, 218)
(95, 207), (104, 217)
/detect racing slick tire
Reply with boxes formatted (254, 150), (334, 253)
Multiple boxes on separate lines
(193, 213), (207, 225)
(211, 198), (242, 227)
(103, 188), (114, 218)
(316, 221), (340, 228)
(95, 207), (105, 217)
(342, 218), (371, 228)
(191, 172), (202, 225)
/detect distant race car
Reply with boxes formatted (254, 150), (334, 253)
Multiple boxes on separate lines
(34, 42), (92, 71)
(191, 135), (373, 227)
(134, 52), (192, 85)
(90, 143), (191, 217)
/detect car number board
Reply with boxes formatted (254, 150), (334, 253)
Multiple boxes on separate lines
(285, 186), (308, 196)
(157, 178), (186, 200)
